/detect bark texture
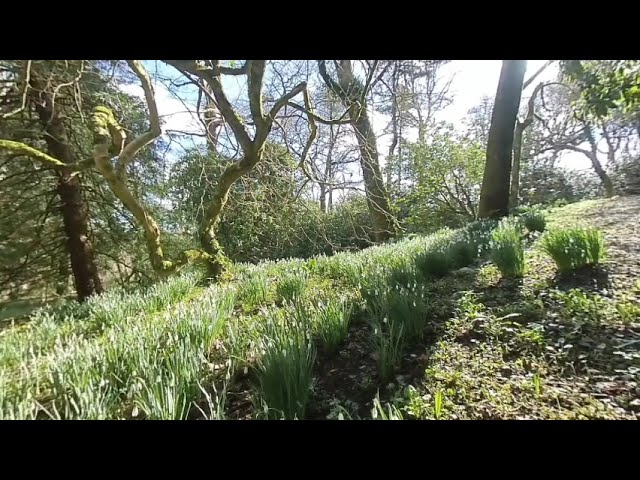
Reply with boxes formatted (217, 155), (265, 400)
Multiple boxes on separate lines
(478, 60), (527, 219)
(31, 77), (103, 301)
(318, 60), (397, 242)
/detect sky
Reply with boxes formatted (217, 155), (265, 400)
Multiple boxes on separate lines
(439, 61), (555, 122)
(436, 60), (592, 171)
(121, 60), (597, 173)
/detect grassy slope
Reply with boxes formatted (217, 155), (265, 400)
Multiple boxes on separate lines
(1, 196), (638, 419)
(365, 196), (640, 420)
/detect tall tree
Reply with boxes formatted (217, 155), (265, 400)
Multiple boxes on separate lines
(318, 60), (397, 242)
(464, 95), (494, 147)
(1, 61), (103, 301)
(478, 60), (527, 218)
(562, 60), (640, 119)
(530, 82), (618, 198)
(403, 126), (484, 232)
(562, 121), (616, 197)
(164, 60), (311, 277)
(510, 82), (545, 208)
(509, 61), (554, 208)
(378, 60), (452, 191)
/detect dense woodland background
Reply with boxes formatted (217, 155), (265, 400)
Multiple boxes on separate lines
(0, 59), (638, 304)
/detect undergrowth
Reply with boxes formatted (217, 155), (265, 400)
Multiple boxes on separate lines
(1, 199), (631, 420)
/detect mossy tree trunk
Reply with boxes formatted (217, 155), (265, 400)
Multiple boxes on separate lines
(166, 60), (308, 278)
(90, 65), (209, 278)
(561, 122), (616, 198)
(584, 123), (615, 198)
(2, 60), (316, 282)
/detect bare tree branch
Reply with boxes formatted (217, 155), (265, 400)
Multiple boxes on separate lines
(268, 83), (306, 121)
(116, 60), (162, 172)
(523, 60), (554, 90)
(247, 60), (266, 125)
(285, 101), (351, 125)
(1, 60), (32, 119)
(164, 60), (252, 152)
(318, 60), (348, 101)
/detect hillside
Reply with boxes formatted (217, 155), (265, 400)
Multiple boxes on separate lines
(1, 196), (639, 420)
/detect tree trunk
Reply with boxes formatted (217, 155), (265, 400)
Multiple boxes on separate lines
(478, 60), (527, 219)
(203, 83), (223, 155)
(387, 62), (400, 187)
(397, 122), (403, 190)
(593, 159), (615, 198)
(31, 79), (103, 302)
(509, 82), (545, 210)
(509, 121), (525, 209)
(56, 171), (104, 300)
(352, 111), (396, 242)
(584, 123), (615, 198)
(198, 153), (262, 278)
(320, 122), (335, 213)
(320, 60), (397, 242)
(319, 184), (327, 214)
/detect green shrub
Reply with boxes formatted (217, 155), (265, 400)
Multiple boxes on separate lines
(460, 219), (497, 258)
(556, 289), (606, 324)
(616, 299), (640, 324)
(462, 218), (498, 237)
(511, 205), (534, 216)
(541, 227), (606, 272)
(523, 211), (547, 232)
(490, 222), (525, 278)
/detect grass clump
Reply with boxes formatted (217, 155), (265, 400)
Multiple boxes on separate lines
(416, 248), (452, 278)
(0, 282), (235, 420)
(369, 315), (405, 383)
(238, 272), (269, 309)
(366, 283), (428, 381)
(276, 269), (309, 303)
(490, 221), (525, 278)
(385, 285), (429, 341)
(254, 308), (316, 419)
(541, 227), (606, 272)
(371, 393), (404, 420)
(448, 240), (477, 268)
(414, 220), (497, 280)
(523, 211), (547, 233)
(308, 296), (352, 354)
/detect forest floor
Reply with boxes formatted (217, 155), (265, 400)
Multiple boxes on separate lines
(1, 196), (639, 420)
(305, 195), (640, 419)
